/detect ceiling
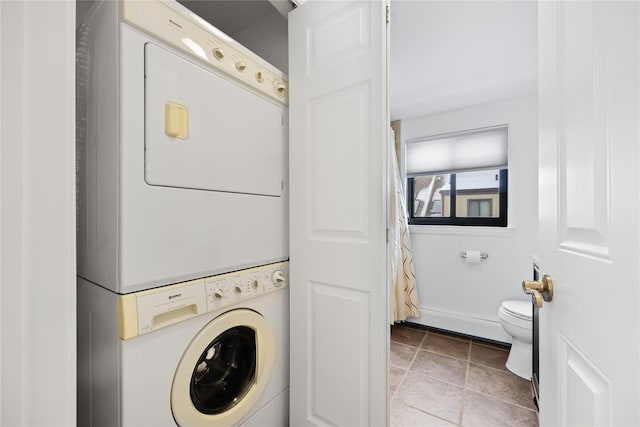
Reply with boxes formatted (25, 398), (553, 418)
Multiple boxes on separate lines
(390, 0), (538, 120)
(175, 0), (538, 121)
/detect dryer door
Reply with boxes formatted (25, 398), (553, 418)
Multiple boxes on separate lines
(171, 309), (275, 426)
(144, 42), (285, 197)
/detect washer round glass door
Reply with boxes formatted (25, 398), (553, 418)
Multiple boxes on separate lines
(190, 325), (256, 414)
(171, 309), (275, 426)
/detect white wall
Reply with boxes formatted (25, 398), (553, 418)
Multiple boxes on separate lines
(401, 94), (538, 342)
(232, 10), (289, 74)
(0, 2), (76, 425)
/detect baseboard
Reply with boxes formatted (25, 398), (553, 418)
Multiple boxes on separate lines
(407, 307), (512, 344)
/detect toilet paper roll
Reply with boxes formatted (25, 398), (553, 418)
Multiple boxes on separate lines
(465, 250), (482, 264)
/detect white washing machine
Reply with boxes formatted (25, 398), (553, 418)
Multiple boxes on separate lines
(77, 0), (289, 294)
(77, 262), (289, 427)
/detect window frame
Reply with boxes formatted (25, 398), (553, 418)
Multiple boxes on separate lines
(407, 169), (508, 227)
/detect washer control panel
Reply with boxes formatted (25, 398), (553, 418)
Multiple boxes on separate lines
(121, 261), (288, 340)
(205, 262), (288, 311)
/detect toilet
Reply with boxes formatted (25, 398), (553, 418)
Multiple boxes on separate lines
(498, 300), (533, 380)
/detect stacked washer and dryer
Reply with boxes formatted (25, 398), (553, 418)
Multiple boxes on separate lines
(76, 1), (289, 425)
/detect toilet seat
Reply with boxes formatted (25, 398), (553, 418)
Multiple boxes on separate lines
(501, 300), (532, 321)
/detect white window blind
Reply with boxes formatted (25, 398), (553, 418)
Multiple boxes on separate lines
(405, 125), (508, 176)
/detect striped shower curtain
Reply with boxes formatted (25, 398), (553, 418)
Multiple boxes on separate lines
(388, 134), (420, 323)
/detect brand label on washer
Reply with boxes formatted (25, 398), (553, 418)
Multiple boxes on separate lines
(136, 281), (207, 335)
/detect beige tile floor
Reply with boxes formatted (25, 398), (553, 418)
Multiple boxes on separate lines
(390, 323), (539, 427)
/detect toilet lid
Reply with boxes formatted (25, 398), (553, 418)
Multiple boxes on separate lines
(502, 300), (532, 321)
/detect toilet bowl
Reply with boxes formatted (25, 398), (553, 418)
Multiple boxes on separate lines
(498, 300), (533, 380)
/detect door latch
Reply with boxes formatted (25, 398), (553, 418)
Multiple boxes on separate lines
(522, 274), (554, 309)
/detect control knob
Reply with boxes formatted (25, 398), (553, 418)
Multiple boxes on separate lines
(213, 289), (224, 300)
(273, 82), (286, 98)
(212, 48), (224, 60)
(272, 269), (285, 287)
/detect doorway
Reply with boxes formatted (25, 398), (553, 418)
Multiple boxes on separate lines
(388, 1), (539, 425)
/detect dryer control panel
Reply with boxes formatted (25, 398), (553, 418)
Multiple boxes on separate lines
(122, 0), (288, 104)
(119, 261), (288, 340)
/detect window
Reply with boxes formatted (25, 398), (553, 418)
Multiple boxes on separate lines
(468, 199), (493, 217)
(406, 126), (508, 227)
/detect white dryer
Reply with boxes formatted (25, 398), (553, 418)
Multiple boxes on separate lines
(77, 262), (289, 427)
(77, 0), (289, 294)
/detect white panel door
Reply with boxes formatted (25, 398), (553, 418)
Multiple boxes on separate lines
(289, 1), (389, 425)
(538, 1), (639, 425)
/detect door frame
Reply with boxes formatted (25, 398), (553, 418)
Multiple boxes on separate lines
(0, 1), (76, 424)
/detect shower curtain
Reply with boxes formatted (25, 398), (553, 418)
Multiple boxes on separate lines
(388, 132), (420, 323)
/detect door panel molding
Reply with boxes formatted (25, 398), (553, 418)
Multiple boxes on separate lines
(556, 1), (611, 261)
(308, 80), (372, 242)
(557, 333), (611, 426)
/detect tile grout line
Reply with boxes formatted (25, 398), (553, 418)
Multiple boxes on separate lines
(402, 331), (471, 426)
(408, 328), (429, 365)
(389, 328), (429, 403)
(467, 339), (539, 414)
(458, 339), (473, 426)
(418, 328), (429, 347)
(390, 366), (410, 402)
(397, 365), (469, 391)
(467, 389), (539, 413)
(407, 329), (429, 372)
(391, 330), (460, 425)
(397, 400), (460, 427)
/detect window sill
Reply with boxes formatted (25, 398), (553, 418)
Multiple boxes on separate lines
(408, 224), (515, 237)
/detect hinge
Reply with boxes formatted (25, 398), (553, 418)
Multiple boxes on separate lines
(386, 4), (390, 24)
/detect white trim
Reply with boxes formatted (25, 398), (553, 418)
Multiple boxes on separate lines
(410, 306), (512, 343)
(62, 3), (78, 422)
(1, 3), (27, 423)
(0, 1), (75, 424)
(409, 224), (515, 237)
(0, 0), (3, 417)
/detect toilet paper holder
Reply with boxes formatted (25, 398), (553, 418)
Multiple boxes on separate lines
(459, 251), (489, 260)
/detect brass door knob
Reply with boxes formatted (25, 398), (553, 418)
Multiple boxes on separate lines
(522, 274), (554, 308)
